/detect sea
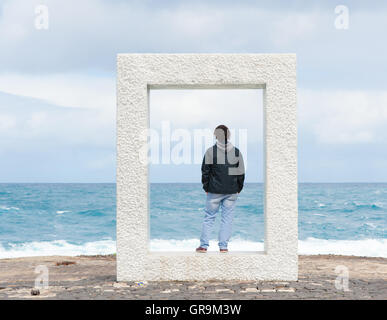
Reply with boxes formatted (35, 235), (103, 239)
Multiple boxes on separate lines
(0, 183), (386, 258)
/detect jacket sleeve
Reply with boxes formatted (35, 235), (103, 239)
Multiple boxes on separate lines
(237, 151), (245, 193)
(201, 152), (211, 192)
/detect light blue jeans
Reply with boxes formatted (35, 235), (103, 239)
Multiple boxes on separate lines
(200, 192), (238, 250)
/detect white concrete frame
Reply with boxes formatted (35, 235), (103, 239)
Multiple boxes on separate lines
(117, 54), (298, 281)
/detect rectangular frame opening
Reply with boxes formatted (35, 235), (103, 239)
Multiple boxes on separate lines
(146, 84), (267, 255)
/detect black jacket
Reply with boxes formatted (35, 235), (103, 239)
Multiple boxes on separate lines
(201, 144), (245, 194)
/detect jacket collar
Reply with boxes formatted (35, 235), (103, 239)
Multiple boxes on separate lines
(216, 140), (234, 152)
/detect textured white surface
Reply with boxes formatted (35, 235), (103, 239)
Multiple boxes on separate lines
(116, 54), (298, 281)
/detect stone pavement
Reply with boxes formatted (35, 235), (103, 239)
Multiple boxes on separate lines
(0, 255), (386, 299)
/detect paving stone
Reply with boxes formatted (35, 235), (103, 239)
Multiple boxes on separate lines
(1, 255), (385, 300)
(260, 288), (276, 293)
(215, 288), (234, 293)
(241, 287), (259, 293)
(276, 287), (296, 293)
(113, 282), (129, 288)
(160, 289), (171, 293)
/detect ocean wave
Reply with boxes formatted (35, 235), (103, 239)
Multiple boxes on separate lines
(150, 238), (387, 257)
(78, 209), (105, 217)
(0, 205), (20, 211)
(298, 238), (387, 257)
(0, 239), (116, 259)
(0, 238), (386, 259)
(350, 202), (384, 210)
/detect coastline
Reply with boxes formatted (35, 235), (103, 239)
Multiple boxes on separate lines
(0, 254), (386, 299)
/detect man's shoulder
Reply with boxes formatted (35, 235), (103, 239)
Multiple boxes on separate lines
(204, 144), (242, 155)
(233, 146), (241, 155)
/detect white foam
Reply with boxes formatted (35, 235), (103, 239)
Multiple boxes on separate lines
(0, 239), (116, 259)
(298, 238), (387, 257)
(150, 238), (387, 258)
(150, 238), (265, 252)
(0, 205), (19, 211)
(0, 238), (386, 259)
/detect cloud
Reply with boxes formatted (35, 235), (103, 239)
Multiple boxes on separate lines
(0, 73), (115, 111)
(150, 89), (263, 143)
(299, 89), (387, 144)
(0, 90), (116, 182)
(0, 73), (116, 143)
(1, 0), (386, 86)
(151, 88), (387, 147)
(164, 4), (225, 37)
(0, 91), (114, 151)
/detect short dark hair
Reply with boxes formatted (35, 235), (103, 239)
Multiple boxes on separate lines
(214, 125), (230, 143)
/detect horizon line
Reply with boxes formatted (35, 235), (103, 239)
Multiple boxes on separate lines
(1, 181), (387, 184)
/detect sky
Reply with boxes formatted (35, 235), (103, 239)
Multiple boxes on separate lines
(149, 89), (263, 182)
(0, 0), (387, 182)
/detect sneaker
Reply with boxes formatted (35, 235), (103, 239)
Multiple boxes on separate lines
(196, 247), (207, 253)
(220, 248), (228, 253)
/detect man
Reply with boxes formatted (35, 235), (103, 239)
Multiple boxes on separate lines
(196, 125), (245, 253)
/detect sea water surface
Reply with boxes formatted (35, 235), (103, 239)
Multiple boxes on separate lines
(0, 183), (386, 258)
